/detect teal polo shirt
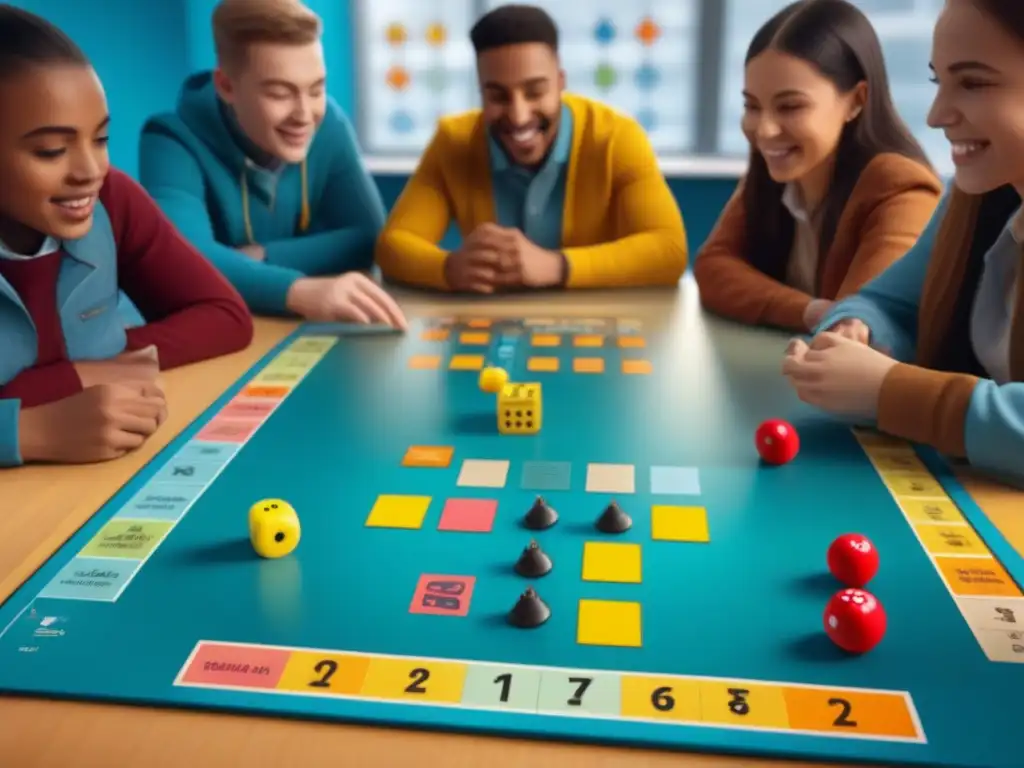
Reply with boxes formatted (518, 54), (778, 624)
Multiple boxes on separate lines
(488, 103), (572, 250)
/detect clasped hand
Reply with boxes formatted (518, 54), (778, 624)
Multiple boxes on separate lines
(781, 324), (897, 421)
(445, 223), (564, 293)
(20, 345), (169, 464)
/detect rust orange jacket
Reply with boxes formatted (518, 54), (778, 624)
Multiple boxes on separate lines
(694, 153), (943, 330)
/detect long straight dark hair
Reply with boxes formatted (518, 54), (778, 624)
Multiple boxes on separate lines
(742, 0), (932, 285)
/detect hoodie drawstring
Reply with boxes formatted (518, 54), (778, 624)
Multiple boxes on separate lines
(240, 159), (311, 245)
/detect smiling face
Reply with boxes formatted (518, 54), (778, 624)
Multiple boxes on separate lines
(928, 0), (1024, 194)
(742, 49), (865, 196)
(0, 63), (110, 253)
(477, 42), (565, 168)
(214, 41), (327, 164)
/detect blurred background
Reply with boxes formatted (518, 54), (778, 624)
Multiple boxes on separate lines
(9, 0), (947, 250)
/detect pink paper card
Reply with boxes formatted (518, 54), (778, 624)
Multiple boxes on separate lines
(178, 642), (290, 688)
(219, 398), (278, 420)
(438, 499), (497, 533)
(196, 418), (261, 444)
(409, 574), (476, 616)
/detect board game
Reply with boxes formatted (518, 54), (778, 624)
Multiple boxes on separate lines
(3, 315), (1024, 767)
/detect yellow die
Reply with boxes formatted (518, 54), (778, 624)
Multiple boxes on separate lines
(497, 382), (542, 434)
(248, 499), (301, 558)
(478, 365), (509, 394)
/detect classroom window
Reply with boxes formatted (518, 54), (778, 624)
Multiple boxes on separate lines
(715, 0), (946, 171)
(354, 0), (481, 155)
(354, 0), (949, 173)
(354, 0), (700, 156)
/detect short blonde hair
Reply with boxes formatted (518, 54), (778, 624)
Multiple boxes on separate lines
(212, 0), (321, 71)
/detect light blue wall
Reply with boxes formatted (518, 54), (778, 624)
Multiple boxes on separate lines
(11, 0), (738, 250)
(9, 0), (189, 177)
(182, 0), (357, 115)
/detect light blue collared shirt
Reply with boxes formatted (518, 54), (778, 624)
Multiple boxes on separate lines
(0, 235), (60, 261)
(488, 103), (573, 250)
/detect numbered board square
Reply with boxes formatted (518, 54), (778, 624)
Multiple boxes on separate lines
(537, 670), (620, 715)
(359, 656), (467, 703)
(461, 664), (542, 710)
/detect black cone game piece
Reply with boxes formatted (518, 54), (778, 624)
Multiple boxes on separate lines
(515, 539), (553, 577)
(508, 587), (551, 628)
(523, 496), (558, 530)
(596, 500), (632, 533)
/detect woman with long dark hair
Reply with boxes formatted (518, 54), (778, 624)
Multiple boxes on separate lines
(694, 0), (943, 331)
(784, 0), (1024, 483)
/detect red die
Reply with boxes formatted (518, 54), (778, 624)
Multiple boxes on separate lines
(827, 533), (880, 587)
(755, 419), (800, 465)
(823, 588), (887, 654)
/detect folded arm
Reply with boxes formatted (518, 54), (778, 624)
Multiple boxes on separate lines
(104, 169), (253, 368)
(263, 109), (385, 276)
(0, 360), (84, 464)
(0, 361), (86, 466)
(0, 360), (83, 406)
(692, 182), (813, 330)
(139, 131), (304, 314)
(374, 131), (454, 290)
(563, 120), (687, 289)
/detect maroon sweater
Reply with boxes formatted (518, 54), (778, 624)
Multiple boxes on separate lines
(0, 168), (253, 407)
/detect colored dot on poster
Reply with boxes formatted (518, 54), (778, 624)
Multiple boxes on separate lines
(426, 23), (447, 46)
(389, 110), (415, 134)
(385, 66), (410, 91)
(594, 63), (617, 90)
(635, 64), (660, 90)
(385, 22), (407, 46)
(636, 108), (657, 132)
(594, 18), (616, 45)
(635, 17), (661, 46)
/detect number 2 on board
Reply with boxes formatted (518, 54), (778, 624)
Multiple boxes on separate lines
(308, 659), (337, 688)
(405, 667), (430, 694)
(829, 696), (858, 727)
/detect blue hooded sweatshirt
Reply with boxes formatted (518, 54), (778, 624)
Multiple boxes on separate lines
(138, 71), (386, 314)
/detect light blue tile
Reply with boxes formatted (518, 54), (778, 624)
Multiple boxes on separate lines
(650, 466), (701, 495)
(174, 441), (240, 464)
(151, 455), (226, 485)
(115, 483), (206, 522)
(38, 557), (141, 601)
(521, 461), (572, 491)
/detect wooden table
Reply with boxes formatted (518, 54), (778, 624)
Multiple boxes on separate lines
(3, 278), (1021, 768)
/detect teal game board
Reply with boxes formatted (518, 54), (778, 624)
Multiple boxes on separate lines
(2, 315), (1024, 767)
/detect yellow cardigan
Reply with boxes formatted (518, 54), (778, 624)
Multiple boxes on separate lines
(375, 94), (688, 290)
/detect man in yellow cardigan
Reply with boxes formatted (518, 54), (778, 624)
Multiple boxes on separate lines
(375, 4), (688, 293)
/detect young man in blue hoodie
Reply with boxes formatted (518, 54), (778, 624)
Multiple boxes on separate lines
(138, 0), (405, 328)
